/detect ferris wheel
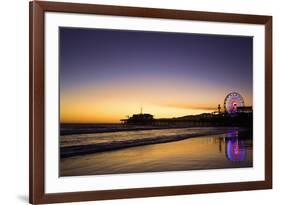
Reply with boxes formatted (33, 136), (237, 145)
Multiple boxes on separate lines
(224, 92), (245, 114)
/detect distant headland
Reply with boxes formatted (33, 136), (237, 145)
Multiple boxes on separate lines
(121, 92), (252, 127)
(61, 92), (252, 135)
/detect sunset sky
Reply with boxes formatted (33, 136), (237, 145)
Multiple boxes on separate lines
(59, 27), (253, 123)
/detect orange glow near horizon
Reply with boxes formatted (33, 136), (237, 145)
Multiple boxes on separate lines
(60, 80), (253, 123)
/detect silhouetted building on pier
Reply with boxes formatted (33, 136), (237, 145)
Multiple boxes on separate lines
(236, 106), (253, 113)
(121, 113), (154, 125)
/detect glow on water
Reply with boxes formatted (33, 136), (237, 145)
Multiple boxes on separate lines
(60, 127), (253, 176)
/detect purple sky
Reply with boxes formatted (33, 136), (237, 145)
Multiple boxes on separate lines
(59, 27), (253, 123)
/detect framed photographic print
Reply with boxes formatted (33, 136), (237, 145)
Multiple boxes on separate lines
(29, 1), (272, 204)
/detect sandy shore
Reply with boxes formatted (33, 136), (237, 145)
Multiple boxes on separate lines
(60, 130), (253, 176)
(60, 127), (247, 158)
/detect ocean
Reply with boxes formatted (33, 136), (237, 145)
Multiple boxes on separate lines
(60, 126), (253, 176)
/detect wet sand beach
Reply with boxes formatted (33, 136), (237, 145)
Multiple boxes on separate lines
(60, 127), (252, 176)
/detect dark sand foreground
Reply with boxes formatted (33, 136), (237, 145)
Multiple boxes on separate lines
(60, 128), (252, 176)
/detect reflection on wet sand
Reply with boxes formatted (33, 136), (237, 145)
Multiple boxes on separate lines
(61, 128), (252, 176)
(225, 130), (247, 162)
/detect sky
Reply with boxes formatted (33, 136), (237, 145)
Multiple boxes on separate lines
(59, 27), (253, 123)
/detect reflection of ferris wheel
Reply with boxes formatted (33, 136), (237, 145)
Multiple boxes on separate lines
(224, 92), (245, 114)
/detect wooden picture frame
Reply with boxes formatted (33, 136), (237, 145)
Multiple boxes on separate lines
(29, 1), (272, 204)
